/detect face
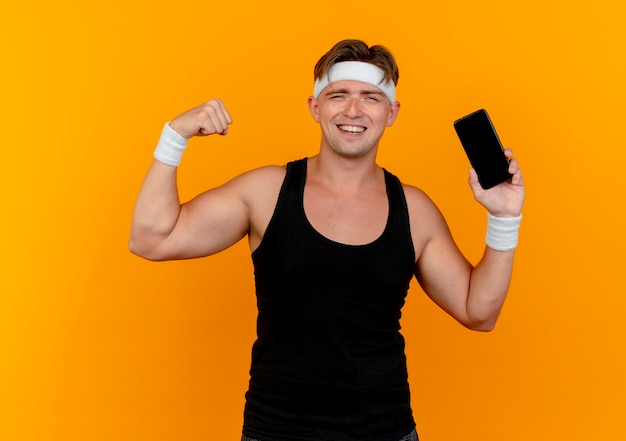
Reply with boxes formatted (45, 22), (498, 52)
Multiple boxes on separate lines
(308, 80), (400, 159)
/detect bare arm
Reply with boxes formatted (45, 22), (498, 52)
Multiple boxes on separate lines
(129, 99), (252, 261)
(412, 149), (525, 331)
(415, 226), (516, 332)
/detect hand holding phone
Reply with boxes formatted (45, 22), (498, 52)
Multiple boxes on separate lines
(453, 109), (512, 189)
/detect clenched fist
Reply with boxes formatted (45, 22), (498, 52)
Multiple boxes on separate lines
(169, 99), (233, 138)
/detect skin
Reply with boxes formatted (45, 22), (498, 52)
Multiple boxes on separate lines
(129, 81), (525, 332)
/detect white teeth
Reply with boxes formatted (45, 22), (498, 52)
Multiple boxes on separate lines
(339, 125), (365, 133)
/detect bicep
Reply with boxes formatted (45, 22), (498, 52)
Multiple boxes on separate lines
(415, 226), (473, 320)
(153, 181), (251, 260)
(408, 188), (473, 322)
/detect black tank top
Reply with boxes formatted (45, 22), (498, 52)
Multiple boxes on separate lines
(244, 158), (417, 441)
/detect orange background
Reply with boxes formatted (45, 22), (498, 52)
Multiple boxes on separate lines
(2, 1), (625, 440)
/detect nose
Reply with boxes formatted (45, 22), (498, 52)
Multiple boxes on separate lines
(343, 97), (362, 118)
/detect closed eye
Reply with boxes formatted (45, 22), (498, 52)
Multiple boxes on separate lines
(365, 95), (381, 102)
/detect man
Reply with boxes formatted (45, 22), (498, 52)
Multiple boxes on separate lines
(129, 39), (524, 441)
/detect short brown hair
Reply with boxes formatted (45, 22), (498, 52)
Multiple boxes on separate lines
(313, 39), (399, 86)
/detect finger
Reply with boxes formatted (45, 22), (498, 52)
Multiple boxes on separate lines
(214, 98), (233, 125)
(198, 103), (229, 135)
(207, 99), (232, 126)
(205, 100), (232, 134)
(215, 101), (232, 135)
(508, 157), (519, 174)
(468, 168), (482, 189)
(503, 147), (514, 158)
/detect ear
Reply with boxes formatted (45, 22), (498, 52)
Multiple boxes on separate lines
(308, 96), (320, 122)
(386, 101), (401, 127)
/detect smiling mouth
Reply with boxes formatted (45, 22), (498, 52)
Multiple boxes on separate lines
(338, 124), (366, 134)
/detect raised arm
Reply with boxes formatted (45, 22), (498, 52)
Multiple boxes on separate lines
(411, 149), (525, 331)
(129, 99), (252, 261)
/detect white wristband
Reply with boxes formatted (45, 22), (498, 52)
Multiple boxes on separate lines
(153, 122), (189, 167)
(485, 212), (522, 251)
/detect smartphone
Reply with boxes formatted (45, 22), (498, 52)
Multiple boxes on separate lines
(453, 109), (512, 189)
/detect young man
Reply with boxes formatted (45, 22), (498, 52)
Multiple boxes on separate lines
(129, 39), (524, 441)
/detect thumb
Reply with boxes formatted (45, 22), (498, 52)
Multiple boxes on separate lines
(468, 168), (481, 188)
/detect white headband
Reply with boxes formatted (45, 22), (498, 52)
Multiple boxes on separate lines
(313, 61), (396, 103)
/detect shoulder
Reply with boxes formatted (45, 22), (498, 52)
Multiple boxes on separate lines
(399, 182), (450, 242)
(225, 163), (286, 208)
(400, 182), (441, 217)
(236, 164), (286, 184)
(224, 164), (286, 192)
(234, 164), (288, 249)
(193, 164), (286, 211)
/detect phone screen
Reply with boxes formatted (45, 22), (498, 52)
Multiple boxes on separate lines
(453, 109), (512, 189)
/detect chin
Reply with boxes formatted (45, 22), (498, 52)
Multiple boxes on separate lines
(329, 142), (375, 158)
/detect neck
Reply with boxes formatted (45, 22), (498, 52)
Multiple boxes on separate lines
(307, 151), (382, 192)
